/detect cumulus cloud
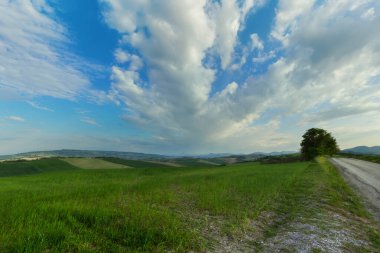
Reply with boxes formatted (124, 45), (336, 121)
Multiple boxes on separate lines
(0, 0), (97, 100)
(100, 0), (380, 153)
(270, 0), (380, 111)
(101, 0), (265, 151)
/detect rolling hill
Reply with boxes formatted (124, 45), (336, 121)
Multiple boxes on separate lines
(0, 149), (168, 161)
(341, 146), (380, 155)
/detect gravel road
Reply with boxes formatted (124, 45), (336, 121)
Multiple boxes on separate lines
(330, 158), (380, 220)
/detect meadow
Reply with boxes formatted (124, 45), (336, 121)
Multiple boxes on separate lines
(0, 157), (378, 252)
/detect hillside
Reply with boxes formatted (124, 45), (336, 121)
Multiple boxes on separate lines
(0, 149), (168, 161)
(0, 149), (298, 166)
(342, 146), (380, 155)
(0, 158), (78, 177)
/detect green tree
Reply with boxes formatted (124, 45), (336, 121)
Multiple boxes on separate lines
(300, 128), (339, 160)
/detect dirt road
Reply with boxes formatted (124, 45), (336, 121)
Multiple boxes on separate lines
(330, 158), (380, 220)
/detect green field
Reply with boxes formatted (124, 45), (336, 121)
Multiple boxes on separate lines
(100, 157), (177, 168)
(61, 158), (130, 169)
(0, 158), (78, 177)
(0, 157), (378, 252)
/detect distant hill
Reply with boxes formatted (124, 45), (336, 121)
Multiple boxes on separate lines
(0, 149), (298, 165)
(189, 153), (235, 158)
(341, 146), (380, 155)
(0, 149), (168, 161)
(209, 151), (298, 164)
(0, 158), (78, 177)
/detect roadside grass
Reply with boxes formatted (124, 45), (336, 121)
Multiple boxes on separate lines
(256, 157), (380, 252)
(0, 160), (309, 252)
(317, 157), (369, 217)
(337, 153), (380, 164)
(61, 158), (130, 169)
(0, 158), (78, 177)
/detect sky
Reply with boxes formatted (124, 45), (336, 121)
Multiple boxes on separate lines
(0, 0), (380, 155)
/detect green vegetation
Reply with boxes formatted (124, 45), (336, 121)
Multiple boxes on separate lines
(161, 157), (221, 167)
(101, 157), (175, 168)
(301, 128), (339, 160)
(61, 158), (130, 169)
(257, 153), (304, 164)
(255, 157), (379, 252)
(337, 153), (380, 164)
(0, 157), (378, 252)
(103, 157), (221, 168)
(0, 158), (78, 177)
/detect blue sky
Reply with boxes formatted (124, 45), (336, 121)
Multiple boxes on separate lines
(0, 0), (380, 155)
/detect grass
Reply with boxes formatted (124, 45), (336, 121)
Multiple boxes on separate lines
(169, 158), (221, 167)
(0, 160), (307, 252)
(61, 158), (130, 169)
(0, 157), (378, 252)
(0, 158), (78, 177)
(102, 157), (220, 168)
(256, 157), (379, 252)
(337, 153), (380, 164)
(100, 157), (174, 169)
(257, 153), (304, 164)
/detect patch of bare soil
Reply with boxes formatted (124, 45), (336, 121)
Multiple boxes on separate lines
(151, 161), (182, 167)
(203, 209), (376, 253)
(197, 160), (221, 166)
(260, 212), (368, 252)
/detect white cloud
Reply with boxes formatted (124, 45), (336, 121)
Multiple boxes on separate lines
(269, 0), (380, 111)
(27, 101), (54, 112)
(114, 49), (143, 70)
(361, 7), (375, 20)
(252, 50), (275, 63)
(250, 33), (264, 51)
(210, 0), (241, 69)
(0, 0), (97, 100)
(271, 0), (316, 45)
(99, 0), (380, 153)
(81, 117), (100, 126)
(114, 48), (130, 63)
(6, 116), (25, 122)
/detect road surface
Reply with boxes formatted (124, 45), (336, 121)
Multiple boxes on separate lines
(330, 158), (380, 220)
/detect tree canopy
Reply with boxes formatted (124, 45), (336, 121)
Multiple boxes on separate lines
(300, 128), (339, 160)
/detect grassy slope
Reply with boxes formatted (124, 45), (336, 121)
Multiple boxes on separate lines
(61, 158), (130, 169)
(0, 161), (307, 252)
(160, 158), (221, 167)
(101, 157), (173, 169)
(0, 158), (78, 177)
(104, 157), (222, 168)
(0, 158), (378, 252)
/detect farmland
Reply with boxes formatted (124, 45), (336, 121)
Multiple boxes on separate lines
(0, 157), (378, 252)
